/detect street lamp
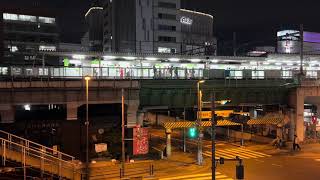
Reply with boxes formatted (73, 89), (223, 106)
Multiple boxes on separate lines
(197, 80), (205, 165)
(84, 75), (90, 180)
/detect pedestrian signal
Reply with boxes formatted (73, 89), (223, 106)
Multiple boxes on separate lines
(188, 127), (197, 138)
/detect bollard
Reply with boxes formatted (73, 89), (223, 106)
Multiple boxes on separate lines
(151, 164), (154, 175)
(120, 168), (124, 178)
(236, 158), (244, 180)
(149, 164), (154, 176)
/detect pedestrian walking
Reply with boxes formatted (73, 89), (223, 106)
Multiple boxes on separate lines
(293, 135), (301, 151)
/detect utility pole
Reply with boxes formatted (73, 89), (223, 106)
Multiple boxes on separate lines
(183, 107), (186, 153)
(197, 80), (205, 165)
(233, 32), (237, 56)
(300, 24), (304, 76)
(121, 89), (125, 177)
(211, 92), (216, 180)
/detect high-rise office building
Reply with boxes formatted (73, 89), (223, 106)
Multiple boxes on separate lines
(86, 0), (216, 55)
(0, 8), (59, 65)
(85, 0), (104, 51)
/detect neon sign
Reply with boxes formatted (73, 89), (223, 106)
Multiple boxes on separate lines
(180, 16), (193, 25)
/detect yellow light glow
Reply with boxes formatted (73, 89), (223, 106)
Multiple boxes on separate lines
(84, 76), (91, 81)
(198, 80), (205, 84)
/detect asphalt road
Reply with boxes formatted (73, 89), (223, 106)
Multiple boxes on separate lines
(200, 143), (320, 180)
(150, 128), (320, 180)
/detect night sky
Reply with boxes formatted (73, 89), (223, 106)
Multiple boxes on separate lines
(1, 0), (320, 54)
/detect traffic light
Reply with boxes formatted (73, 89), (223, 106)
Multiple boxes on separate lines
(188, 127), (197, 138)
(220, 157), (225, 164)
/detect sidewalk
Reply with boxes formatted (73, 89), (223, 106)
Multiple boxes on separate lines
(152, 151), (212, 179)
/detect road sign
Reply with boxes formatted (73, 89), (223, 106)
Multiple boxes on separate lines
(198, 111), (212, 119)
(95, 143), (107, 153)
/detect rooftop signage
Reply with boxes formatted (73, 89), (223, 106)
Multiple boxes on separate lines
(180, 16), (193, 25)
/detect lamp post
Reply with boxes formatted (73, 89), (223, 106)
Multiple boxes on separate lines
(197, 80), (205, 165)
(121, 89), (125, 177)
(84, 75), (91, 180)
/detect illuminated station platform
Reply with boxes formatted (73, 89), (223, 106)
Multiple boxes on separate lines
(2, 51), (320, 79)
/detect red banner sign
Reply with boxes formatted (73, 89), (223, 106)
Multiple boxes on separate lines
(133, 127), (149, 155)
(312, 116), (318, 124)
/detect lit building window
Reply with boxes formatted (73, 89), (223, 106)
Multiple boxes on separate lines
(19, 15), (37, 22)
(39, 45), (56, 51)
(39, 16), (56, 24)
(306, 71), (317, 78)
(158, 47), (176, 53)
(3, 13), (37, 22)
(252, 70), (265, 79)
(7, 45), (18, 52)
(281, 71), (292, 79)
(3, 13), (18, 20)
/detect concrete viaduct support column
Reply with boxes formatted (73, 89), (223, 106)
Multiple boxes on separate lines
(296, 89), (305, 141)
(0, 105), (15, 123)
(67, 103), (79, 121)
(127, 100), (141, 127)
(166, 129), (172, 158)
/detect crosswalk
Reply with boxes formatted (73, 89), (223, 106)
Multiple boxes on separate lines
(159, 172), (233, 180)
(203, 148), (271, 160)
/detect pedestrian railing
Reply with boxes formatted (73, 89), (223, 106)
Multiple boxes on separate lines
(0, 66), (319, 80)
(0, 130), (75, 162)
(0, 130), (83, 179)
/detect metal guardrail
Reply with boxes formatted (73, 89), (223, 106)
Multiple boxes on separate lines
(0, 137), (80, 179)
(0, 130), (75, 162)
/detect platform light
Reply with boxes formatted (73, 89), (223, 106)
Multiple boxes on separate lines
(211, 59), (219, 63)
(190, 58), (201, 63)
(70, 60), (82, 65)
(168, 58), (180, 62)
(103, 55), (116, 60)
(72, 54), (85, 59)
(267, 59), (276, 63)
(123, 56), (136, 60)
(310, 61), (319, 65)
(263, 62), (270, 65)
(145, 57), (158, 61)
(119, 62), (131, 67)
(275, 62), (282, 66)
(250, 61), (257, 65)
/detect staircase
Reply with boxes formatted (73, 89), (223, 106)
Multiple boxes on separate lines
(0, 130), (82, 179)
